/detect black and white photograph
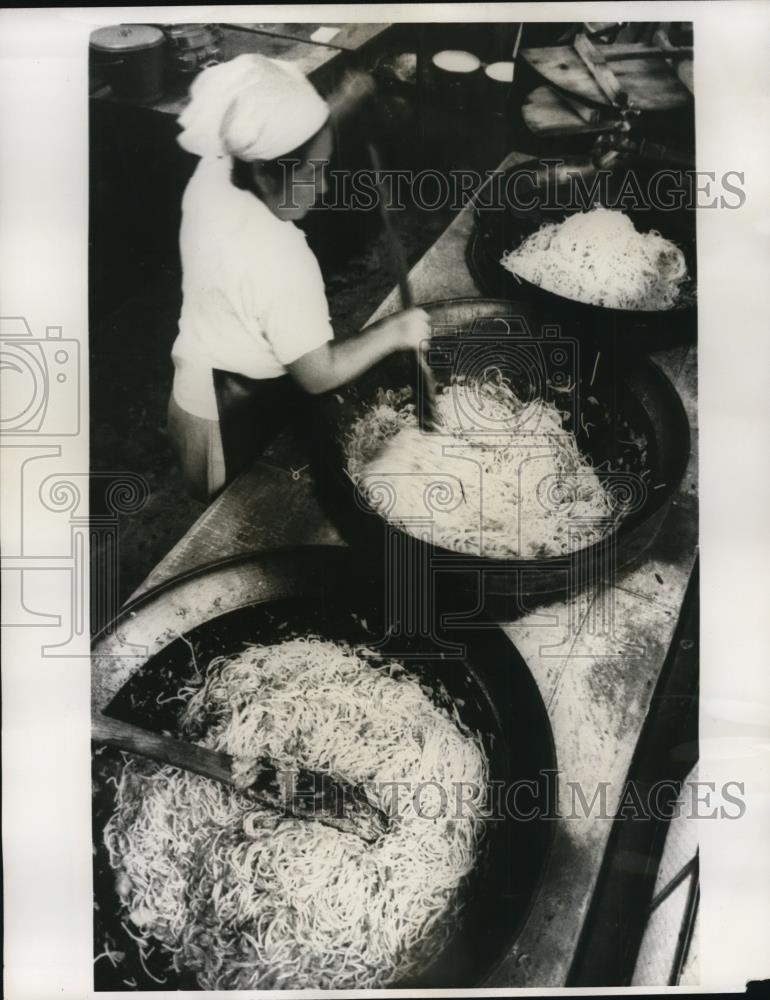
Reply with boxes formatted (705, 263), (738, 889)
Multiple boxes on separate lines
(2, 5), (769, 999)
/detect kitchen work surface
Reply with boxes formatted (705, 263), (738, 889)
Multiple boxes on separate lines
(522, 85), (622, 137)
(123, 152), (698, 987)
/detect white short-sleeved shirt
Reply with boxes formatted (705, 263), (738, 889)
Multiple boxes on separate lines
(171, 156), (333, 419)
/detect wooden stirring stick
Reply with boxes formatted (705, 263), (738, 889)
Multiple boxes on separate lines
(366, 142), (437, 430)
(92, 710), (389, 844)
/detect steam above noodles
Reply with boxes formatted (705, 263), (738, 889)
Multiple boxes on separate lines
(104, 637), (488, 990)
(347, 377), (618, 558)
(500, 205), (688, 310)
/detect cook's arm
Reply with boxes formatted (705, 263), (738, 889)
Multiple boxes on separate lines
(287, 308), (430, 395)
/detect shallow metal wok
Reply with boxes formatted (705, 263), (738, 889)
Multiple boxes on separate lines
(466, 155), (697, 347)
(92, 547), (557, 990)
(318, 298), (690, 608)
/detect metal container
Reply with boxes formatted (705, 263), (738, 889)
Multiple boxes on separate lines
(92, 547), (557, 989)
(320, 298), (691, 608)
(90, 24), (165, 103)
(430, 49), (482, 111)
(162, 23), (222, 80)
(468, 155), (697, 345)
(483, 61), (515, 116)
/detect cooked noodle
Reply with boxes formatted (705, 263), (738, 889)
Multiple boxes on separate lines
(346, 376), (617, 558)
(104, 637), (488, 989)
(500, 205), (688, 310)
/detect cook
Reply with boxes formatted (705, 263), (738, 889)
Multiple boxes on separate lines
(168, 54), (430, 500)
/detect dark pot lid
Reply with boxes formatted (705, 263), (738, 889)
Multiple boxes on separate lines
(90, 24), (164, 52)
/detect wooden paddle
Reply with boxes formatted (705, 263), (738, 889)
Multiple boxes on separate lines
(366, 141), (437, 431)
(92, 710), (389, 843)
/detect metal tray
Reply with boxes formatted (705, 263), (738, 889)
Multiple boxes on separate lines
(92, 547), (557, 989)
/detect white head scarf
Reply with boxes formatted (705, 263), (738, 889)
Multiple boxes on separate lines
(177, 54), (330, 161)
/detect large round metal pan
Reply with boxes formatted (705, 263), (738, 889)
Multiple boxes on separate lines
(319, 298), (690, 604)
(92, 547), (557, 990)
(467, 156), (697, 347)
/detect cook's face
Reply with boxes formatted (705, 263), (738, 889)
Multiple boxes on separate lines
(281, 126), (333, 219)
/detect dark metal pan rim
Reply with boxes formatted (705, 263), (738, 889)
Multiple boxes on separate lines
(92, 546), (558, 989)
(470, 155), (698, 323)
(336, 300), (691, 575)
(91, 545), (340, 650)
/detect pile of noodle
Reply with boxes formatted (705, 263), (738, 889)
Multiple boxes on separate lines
(104, 637), (488, 990)
(500, 205), (688, 310)
(346, 378), (618, 558)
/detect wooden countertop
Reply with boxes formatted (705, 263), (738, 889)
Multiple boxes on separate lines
(121, 153), (698, 987)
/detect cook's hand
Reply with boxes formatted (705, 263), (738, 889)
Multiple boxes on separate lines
(384, 308), (431, 353)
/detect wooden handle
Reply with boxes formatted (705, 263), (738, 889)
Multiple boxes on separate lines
(92, 710), (234, 785)
(366, 142), (413, 309)
(562, 92), (603, 124)
(573, 33), (629, 108)
(92, 711), (390, 843)
(635, 139), (695, 170)
(603, 44), (693, 62)
(366, 142), (436, 431)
